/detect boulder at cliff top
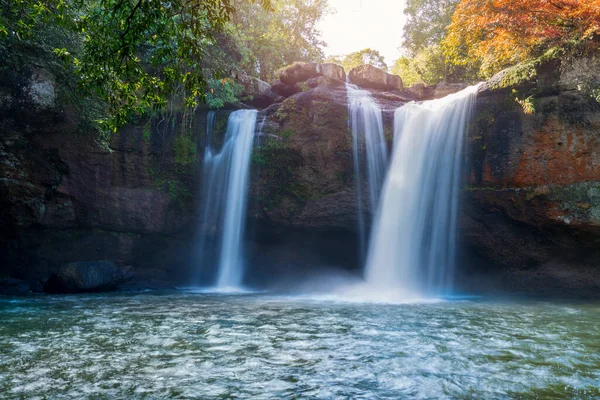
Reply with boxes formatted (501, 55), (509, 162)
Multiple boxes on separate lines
(44, 260), (134, 293)
(317, 63), (346, 81)
(348, 65), (403, 91)
(235, 72), (281, 108)
(278, 62), (346, 86)
(280, 62), (320, 85)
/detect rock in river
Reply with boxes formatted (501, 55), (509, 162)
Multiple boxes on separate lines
(44, 260), (134, 294)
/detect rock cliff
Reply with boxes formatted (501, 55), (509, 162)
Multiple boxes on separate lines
(1, 56), (599, 296)
(462, 49), (600, 297)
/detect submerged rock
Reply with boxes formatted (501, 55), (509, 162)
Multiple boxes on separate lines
(44, 261), (134, 293)
(348, 65), (403, 91)
(0, 279), (30, 296)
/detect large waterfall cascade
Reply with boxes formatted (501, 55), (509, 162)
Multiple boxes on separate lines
(347, 84), (389, 260)
(197, 109), (258, 289)
(364, 85), (480, 297)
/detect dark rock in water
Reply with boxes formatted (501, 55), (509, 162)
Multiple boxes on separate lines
(348, 65), (403, 91)
(0, 279), (30, 296)
(44, 261), (134, 293)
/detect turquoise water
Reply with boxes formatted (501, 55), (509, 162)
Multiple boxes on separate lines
(1, 292), (599, 399)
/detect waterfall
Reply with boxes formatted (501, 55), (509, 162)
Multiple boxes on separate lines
(347, 84), (388, 261)
(364, 85), (479, 296)
(198, 109), (257, 289)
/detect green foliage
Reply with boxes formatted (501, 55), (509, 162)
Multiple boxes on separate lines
(274, 97), (297, 121)
(166, 179), (192, 203)
(486, 48), (564, 91)
(326, 48), (387, 73)
(173, 135), (197, 167)
(142, 125), (151, 143)
(205, 78), (243, 109)
(402, 0), (460, 55)
(515, 94), (536, 115)
(492, 62), (537, 90)
(397, 0), (477, 85)
(232, 0), (328, 81)
(0, 6), (105, 136)
(0, 0), (272, 133)
(591, 88), (600, 103)
(392, 45), (446, 85)
(148, 165), (192, 205)
(393, 44), (479, 86)
(391, 57), (423, 86)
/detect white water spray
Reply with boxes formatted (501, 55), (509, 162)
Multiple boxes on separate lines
(347, 84), (388, 260)
(365, 85), (479, 296)
(198, 109), (257, 289)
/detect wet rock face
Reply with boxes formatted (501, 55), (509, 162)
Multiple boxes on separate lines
(1, 49), (600, 296)
(27, 72), (56, 109)
(0, 66), (205, 287)
(461, 52), (600, 296)
(250, 80), (405, 234)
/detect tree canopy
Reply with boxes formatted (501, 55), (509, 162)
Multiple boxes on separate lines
(1, 0), (278, 131)
(402, 0), (459, 56)
(233, 0), (328, 82)
(444, 0), (600, 77)
(395, 0), (475, 86)
(325, 48), (388, 73)
(0, 0), (328, 133)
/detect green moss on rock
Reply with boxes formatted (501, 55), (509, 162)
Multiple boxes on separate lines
(548, 182), (600, 223)
(274, 98), (298, 122)
(173, 135), (197, 167)
(486, 48), (563, 91)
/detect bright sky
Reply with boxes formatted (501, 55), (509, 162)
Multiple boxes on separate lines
(317, 0), (408, 65)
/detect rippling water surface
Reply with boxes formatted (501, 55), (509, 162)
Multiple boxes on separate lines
(1, 292), (599, 399)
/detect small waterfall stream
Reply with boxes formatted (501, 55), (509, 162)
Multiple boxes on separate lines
(365, 85), (479, 296)
(347, 84), (388, 261)
(198, 109), (258, 289)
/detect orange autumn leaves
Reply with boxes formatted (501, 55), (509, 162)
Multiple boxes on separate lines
(444, 0), (600, 77)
